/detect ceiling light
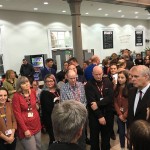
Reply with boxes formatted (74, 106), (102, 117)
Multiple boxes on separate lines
(118, 10), (122, 12)
(98, 8), (102, 10)
(147, 17), (150, 19)
(62, 10), (66, 13)
(135, 16), (138, 18)
(0, 5), (3, 7)
(135, 11), (139, 14)
(44, 2), (48, 5)
(105, 14), (108, 16)
(147, 14), (150, 15)
(85, 12), (89, 15)
(121, 15), (125, 17)
(34, 8), (38, 11)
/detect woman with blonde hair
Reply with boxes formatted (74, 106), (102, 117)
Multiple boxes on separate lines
(3, 70), (17, 101)
(12, 76), (41, 150)
(40, 74), (60, 148)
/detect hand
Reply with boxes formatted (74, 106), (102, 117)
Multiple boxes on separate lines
(98, 117), (106, 125)
(91, 102), (98, 110)
(119, 115), (126, 122)
(24, 130), (31, 138)
(6, 136), (15, 144)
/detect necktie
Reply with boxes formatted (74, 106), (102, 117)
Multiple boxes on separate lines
(139, 90), (142, 101)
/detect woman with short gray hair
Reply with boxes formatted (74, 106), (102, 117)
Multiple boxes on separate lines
(12, 76), (41, 150)
(49, 100), (87, 150)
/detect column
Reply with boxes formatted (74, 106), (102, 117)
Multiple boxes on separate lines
(67, 0), (83, 66)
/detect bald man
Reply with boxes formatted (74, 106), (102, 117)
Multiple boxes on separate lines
(85, 66), (113, 150)
(128, 65), (150, 127)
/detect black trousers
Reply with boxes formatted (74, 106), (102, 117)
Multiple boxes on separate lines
(89, 113), (113, 150)
(0, 138), (16, 150)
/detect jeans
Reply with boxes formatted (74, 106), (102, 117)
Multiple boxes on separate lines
(117, 117), (128, 148)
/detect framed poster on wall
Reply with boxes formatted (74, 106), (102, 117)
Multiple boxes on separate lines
(135, 31), (143, 46)
(103, 31), (113, 49)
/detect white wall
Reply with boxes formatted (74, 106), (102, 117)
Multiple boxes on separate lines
(0, 10), (149, 73)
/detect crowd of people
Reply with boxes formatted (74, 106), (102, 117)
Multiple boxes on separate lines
(0, 49), (150, 150)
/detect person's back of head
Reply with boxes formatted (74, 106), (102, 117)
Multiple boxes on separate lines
(129, 120), (150, 150)
(91, 55), (100, 65)
(51, 100), (87, 143)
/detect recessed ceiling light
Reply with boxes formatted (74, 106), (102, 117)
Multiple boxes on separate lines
(34, 8), (38, 11)
(85, 12), (89, 15)
(0, 5), (3, 7)
(62, 10), (66, 13)
(135, 12), (139, 14)
(121, 15), (125, 17)
(105, 14), (108, 16)
(135, 16), (138, 18)
(98, 8), (102, 10)
(147, 14), (150, 15)
(44, 2), (48, 5)
(118, 10), (122, 12)
(147, 17), (150, 19)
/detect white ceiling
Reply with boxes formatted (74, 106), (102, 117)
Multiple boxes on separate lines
(0, 0), (150, 20)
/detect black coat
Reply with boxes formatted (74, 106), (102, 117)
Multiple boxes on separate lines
(128, 86), (150, 127)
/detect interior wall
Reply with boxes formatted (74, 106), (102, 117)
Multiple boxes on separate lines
(0, 10), (149, 73)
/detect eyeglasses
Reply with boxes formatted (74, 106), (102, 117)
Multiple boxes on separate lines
(45, 80), (54, 83)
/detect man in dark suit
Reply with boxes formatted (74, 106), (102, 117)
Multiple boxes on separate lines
(40, 58), (56, 80)
(85, 66), (114, 150)
(128, 65), (150, 127)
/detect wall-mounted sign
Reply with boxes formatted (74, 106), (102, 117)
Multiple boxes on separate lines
(103, 31), (113, 49)
(135, 31), (143, 46)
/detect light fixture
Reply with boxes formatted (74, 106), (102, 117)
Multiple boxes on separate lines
(85, 12), (89, 15)
(121, 15), (125, 17)
(135, 11), (139, 14)
(44, 2), (48, 5)
(105, 14), (108, 16)
(62, 10), (66, 13)
(34, 8), (38, 11)
(0, 5), (3, 7)
(98, 8), (102, 10)
(118, 10), (122, 12)
(135, 16), (138, 18)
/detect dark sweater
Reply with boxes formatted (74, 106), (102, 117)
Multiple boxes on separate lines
(49, 142), (82, 150)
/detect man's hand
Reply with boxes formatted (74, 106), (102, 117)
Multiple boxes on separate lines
(98, 117), (106, 125)
(91, 102), (98, 110)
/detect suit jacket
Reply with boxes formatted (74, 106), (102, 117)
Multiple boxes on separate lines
(128, 86), (150, 127)
(40, 67), (56, 80)
(85, 77), (114, 120)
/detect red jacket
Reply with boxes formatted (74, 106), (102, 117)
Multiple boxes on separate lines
(12, 89), (41, 139)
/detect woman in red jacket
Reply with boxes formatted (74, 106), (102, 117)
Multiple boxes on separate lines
(12, 76), (41, 150)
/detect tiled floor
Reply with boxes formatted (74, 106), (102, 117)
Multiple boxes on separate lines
(16, 131), (128, 150)
(16, 118), (128, 150)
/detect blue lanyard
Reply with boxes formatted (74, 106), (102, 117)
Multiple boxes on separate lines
(0, 106), (7, 127)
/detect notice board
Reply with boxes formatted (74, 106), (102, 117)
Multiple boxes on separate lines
(103, 31), (113, 49)
(135, 31), (143, 46)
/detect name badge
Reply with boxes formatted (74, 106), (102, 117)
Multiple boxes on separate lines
(5, 129), (12, 136)
(1, 114), (6, 118)
(28, 112), (33, 118)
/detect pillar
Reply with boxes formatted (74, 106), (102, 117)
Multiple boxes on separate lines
(67, 0), (83, 66)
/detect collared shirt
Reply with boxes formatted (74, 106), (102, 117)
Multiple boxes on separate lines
(60, 82), (87, 106)
(134, 83), (150, 115)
